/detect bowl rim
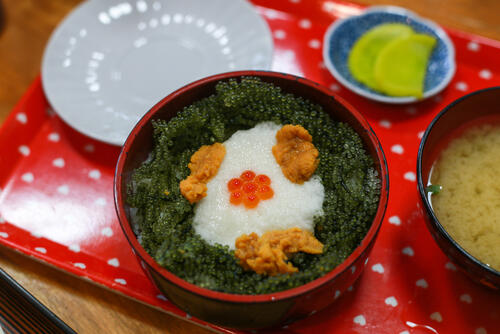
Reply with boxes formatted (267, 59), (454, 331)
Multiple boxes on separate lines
(417, 86), (500, 278)
(322, 5), (456, 104)
(114, 70), (390, 303)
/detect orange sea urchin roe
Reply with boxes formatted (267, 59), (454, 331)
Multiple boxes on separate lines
(227, 170), (274, 209)
(180, 143), (226, 203)
(272, 125), (319, 184)
(234, 227), (324, 276)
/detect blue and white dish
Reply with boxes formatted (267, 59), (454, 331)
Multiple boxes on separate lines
(322, 6), (456, 104)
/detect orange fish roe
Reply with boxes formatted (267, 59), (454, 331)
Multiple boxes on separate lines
(227, 170), (274, 209)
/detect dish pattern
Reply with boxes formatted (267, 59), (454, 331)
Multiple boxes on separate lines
(1, 1), (500, 333)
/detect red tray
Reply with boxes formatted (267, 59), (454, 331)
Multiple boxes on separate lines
(1, 1), (500, 333)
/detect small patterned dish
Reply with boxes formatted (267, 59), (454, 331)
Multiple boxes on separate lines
(322, 6), (456, 104)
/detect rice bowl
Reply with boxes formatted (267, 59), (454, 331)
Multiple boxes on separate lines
(115, 71), (389, 329)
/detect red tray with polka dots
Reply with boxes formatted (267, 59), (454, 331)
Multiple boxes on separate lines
(1, 1), (500, 333)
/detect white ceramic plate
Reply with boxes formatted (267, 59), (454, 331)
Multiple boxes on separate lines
(42, 0), (273, 145)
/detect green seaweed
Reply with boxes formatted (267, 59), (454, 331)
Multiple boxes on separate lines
(426, 184), (442, 195)
(127, 77), (381, 294)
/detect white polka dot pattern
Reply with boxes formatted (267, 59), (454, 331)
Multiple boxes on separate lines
(84, 144), (95, 152)
(114, 278), (127, 285)
(57, 184), (70, 195)
(479, 69), (492, 79)
(455, 81), (468, 91)
(460, 294), (472, 304)
(467, 41), (480, 51)
(274, 29), (286, 39)
(48, 132), (60, 142)
(69, 244), (81, 253)
(52, 158), (65, 168)
(74, 263), (86, 269)
(403, 172), (416, 182)
(403, 172), (417, 181)
(353, 315), (366, 326)
(107, 258), (120, 267)
(299, 19), (311, 29)
(388, 216), (401, 226)
(16, 113), (27, 124)
(263, 9), (280, 20)
(379, 120), (391, 129)
(391, 144), (404, 154)
(329, 83), (340, 92)
(308, 39), (321, 49)
(385, 296), (398, 307)
(101, 227), (113, 237)
(31, 231), (42, 238)
(156, 294), (168, 301)
(445, 262), (457, 271)
(35, 247), (47, 254)
(416, 279), (428, 289)
(18, 145), (30, 156)
(402, 246), (414, 257)
(21, 172), (34, 183)
(88, 169), (101, 180)
(430, 312), (442, 322)
(0, 3), (498, 332)
(94, 198), (107, 206)
(371, 263), (384, 274)
(405, 107), (417, 115)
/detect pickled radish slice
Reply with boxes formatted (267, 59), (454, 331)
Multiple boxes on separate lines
(374, 33), (437, 97)
(348, 23), (413, 89)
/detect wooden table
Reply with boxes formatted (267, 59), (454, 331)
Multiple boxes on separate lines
(0, 0), (498, 333)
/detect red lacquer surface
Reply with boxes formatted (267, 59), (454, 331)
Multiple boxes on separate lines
(1, 1), (500, 333)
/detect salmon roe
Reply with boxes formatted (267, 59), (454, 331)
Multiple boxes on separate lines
(227, 170), (274, 209)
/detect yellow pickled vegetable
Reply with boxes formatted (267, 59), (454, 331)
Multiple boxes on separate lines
(374, 33), (437, 97)
(348, 23), (413, 89)
(347, 23), (437, 98)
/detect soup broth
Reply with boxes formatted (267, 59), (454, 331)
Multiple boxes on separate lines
(429, 123), (500, 271)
